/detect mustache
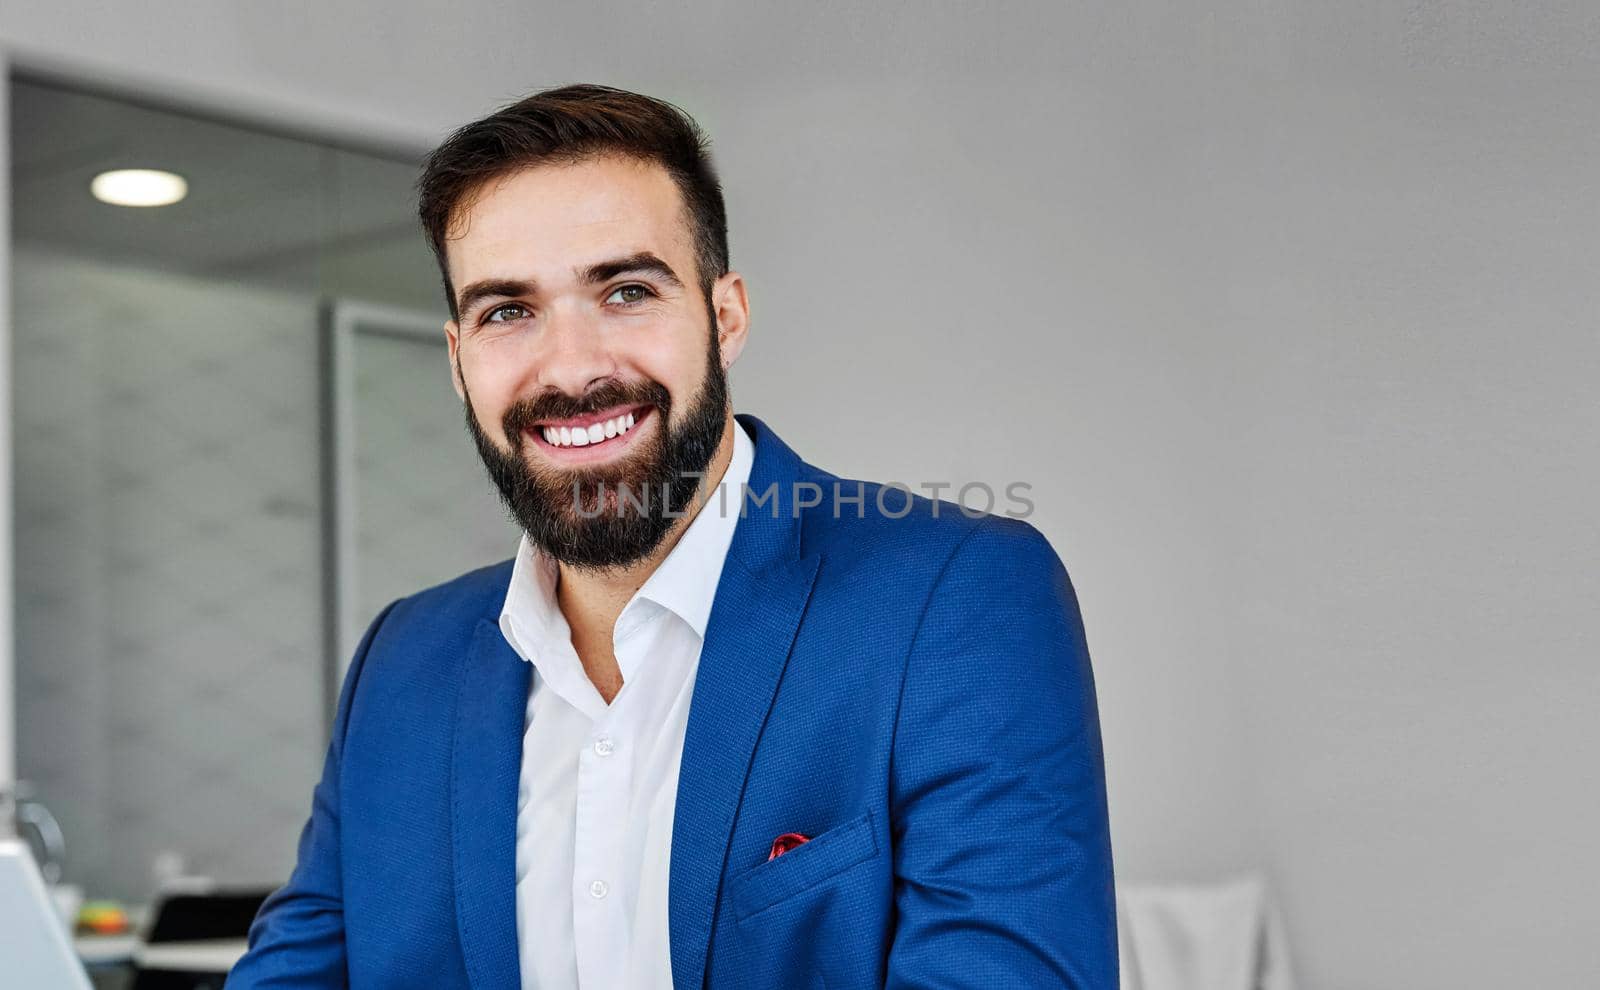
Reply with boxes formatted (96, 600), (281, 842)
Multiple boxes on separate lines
(501, 379), (672, 438)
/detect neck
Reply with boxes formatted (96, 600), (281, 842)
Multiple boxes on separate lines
(554, 411), (738, 627)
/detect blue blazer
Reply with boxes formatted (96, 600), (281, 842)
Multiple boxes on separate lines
(227, 413), (1116, 988)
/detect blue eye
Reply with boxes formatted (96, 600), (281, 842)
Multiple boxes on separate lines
(607, 284), (653, 306)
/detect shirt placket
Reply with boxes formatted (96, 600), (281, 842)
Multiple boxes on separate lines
(571, 681), (635, 987)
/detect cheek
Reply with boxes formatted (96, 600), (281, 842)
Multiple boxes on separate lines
(458, 351), (521, 417)
(653, 353), (711, 411)
(607, 332), (689, 388)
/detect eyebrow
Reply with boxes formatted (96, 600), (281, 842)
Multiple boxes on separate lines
(455, 251), (686, 319)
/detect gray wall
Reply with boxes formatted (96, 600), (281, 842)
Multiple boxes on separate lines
(4, 3), (1597, 987)
(11, 245), (326, 899)
(9, 249), (516, 902)
(0, 46), (11, 819)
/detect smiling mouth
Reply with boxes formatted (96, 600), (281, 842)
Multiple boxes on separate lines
(527, 403), (654, 451)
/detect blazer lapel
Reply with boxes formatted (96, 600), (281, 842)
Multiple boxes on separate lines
(669, 414), (823, 990)
(452, 617), (530, 989)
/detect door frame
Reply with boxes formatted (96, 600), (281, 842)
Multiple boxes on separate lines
(319, 299), (449, 728)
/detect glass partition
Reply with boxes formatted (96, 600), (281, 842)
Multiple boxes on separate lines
(7, 75), (498, 909)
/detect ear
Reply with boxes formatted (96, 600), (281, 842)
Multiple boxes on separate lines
(711, 271), (750, 370)
(444, 320), (466, 402)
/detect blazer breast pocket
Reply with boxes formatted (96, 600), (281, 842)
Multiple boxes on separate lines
(728, 809), (880, 924)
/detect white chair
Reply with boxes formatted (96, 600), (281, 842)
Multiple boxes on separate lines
(1117, 874), (1296, 990)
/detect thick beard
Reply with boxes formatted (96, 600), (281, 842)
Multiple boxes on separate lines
(462, 322), (729, 573)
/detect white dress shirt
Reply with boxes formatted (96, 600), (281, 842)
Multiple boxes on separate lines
(499, 420), (754, 990)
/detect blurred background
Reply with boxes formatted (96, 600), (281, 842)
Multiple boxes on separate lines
(0, 2), (1596, 988)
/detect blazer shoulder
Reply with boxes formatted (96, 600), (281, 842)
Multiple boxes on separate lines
(369, 556), (515, 647)
(795, 461), (1057, 582)
(330, 558), (515, 704)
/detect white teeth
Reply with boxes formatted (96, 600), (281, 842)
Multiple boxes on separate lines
(541, 409), (643, 448)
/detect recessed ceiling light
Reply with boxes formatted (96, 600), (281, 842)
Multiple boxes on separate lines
(90, 169), (188, 207)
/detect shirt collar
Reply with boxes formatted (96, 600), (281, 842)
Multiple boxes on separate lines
(499, 418), (754, 658)
(630, 417), (754, 640)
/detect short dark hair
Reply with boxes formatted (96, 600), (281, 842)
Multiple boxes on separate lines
(416, 83), (729, 322)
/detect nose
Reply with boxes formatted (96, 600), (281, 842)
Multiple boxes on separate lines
(534, 304), (616, 398)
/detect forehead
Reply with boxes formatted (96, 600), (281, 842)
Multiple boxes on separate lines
(444, 155), (693, 290)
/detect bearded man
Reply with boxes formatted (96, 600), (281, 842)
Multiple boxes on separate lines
(228, 84), (1116, 990)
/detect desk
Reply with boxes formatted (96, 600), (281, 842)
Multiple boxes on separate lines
(135, 939), (248, 973)
(76, 934), (248, 974)
(75, 934), (137, 968)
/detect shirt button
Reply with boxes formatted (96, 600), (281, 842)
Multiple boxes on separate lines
(593, 736), (615, 757)
(589, 880), (609, 899)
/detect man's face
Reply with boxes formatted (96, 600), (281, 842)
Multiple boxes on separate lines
(443, 154), (748, 570)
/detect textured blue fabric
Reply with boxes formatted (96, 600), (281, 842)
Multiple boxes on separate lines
(227, 413), (1116, 989)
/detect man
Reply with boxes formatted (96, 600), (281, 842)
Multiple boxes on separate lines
(228, 84), (1115, 989)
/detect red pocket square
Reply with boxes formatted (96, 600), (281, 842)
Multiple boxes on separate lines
(767, 832), (811, 861)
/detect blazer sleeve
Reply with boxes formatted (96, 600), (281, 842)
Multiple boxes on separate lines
(225, 599), (400, 989)
(886, 515), (1118, 988)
